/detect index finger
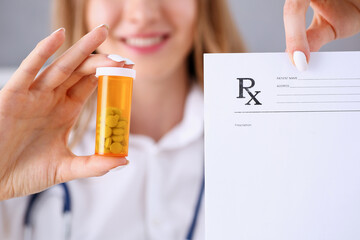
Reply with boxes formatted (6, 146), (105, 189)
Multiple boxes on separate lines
(283, 0), (311, 69)
(32, 24), (109, 91)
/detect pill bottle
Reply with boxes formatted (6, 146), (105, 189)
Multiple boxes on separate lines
(95, 67), (136, 157)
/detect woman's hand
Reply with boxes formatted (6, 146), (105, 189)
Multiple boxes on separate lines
(0, 25), (131, 201)
(283, 0), (360, 70)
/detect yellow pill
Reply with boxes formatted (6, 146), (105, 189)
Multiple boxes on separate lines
(106, 115), (119, 128)
(104, 148), (111, 154)
(110, 142), (123, 154)
(113, 128), (125, 136)
(106, 108), (114, 115)
(105, 137), (112, 149)
(105, 126), (112, 138)
(106, 107), (122, 115)
(112, 108), (122, 115)
(121, 140), (127, 146)
(112, 135), (124, 142)
(116, 120), (127, 128)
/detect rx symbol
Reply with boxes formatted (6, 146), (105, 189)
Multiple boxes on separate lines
(236, 78), (262, 105)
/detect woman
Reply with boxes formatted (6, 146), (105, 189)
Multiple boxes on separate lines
(0, 0), (359, 239)
(0, 0), (244, 239)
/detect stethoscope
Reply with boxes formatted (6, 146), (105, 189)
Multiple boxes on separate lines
(24, 183), (71, 240)
(24, 177), (204, 240)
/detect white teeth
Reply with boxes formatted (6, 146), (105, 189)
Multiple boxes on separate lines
(125, 37), (163, 47)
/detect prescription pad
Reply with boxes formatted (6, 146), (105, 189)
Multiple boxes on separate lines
(204, 52), (360, 240)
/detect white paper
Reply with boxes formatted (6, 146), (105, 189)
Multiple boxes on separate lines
(204, 52), (360, 240)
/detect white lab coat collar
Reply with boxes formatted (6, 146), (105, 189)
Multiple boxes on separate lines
(130, 84), (204, 152)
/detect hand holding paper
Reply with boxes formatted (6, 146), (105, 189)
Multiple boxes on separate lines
(283, 0), (360, 69)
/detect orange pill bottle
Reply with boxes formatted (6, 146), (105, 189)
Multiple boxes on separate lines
(95, 67), (135, 157)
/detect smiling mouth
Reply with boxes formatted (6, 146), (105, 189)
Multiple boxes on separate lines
(125, 36), (164, 47)
(120, 34), (169, 49)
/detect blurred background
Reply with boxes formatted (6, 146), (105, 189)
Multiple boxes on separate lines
(0, 0), (359, 86)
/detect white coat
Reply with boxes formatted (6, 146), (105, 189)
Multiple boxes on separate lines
(0, 85), (205, 240)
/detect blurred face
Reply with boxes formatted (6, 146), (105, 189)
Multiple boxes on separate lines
(86, 0), (197, 82)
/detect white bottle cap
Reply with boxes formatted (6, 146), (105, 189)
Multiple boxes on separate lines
(96, 67), (136, 79)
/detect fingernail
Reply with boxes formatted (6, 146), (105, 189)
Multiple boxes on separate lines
(95, 24), (109, 30)
(293, 51), (308, 71)
(109, 160), (129, 172)
(108, 54), (134, 65)
(123, 58), (134, 65)
(52, 27), (65, 35)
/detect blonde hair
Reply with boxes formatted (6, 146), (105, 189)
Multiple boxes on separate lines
(52, 0), (246, 147)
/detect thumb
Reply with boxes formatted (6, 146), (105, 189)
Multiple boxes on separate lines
(283, 0), (311, 70)
(58, 155), (129, 182)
